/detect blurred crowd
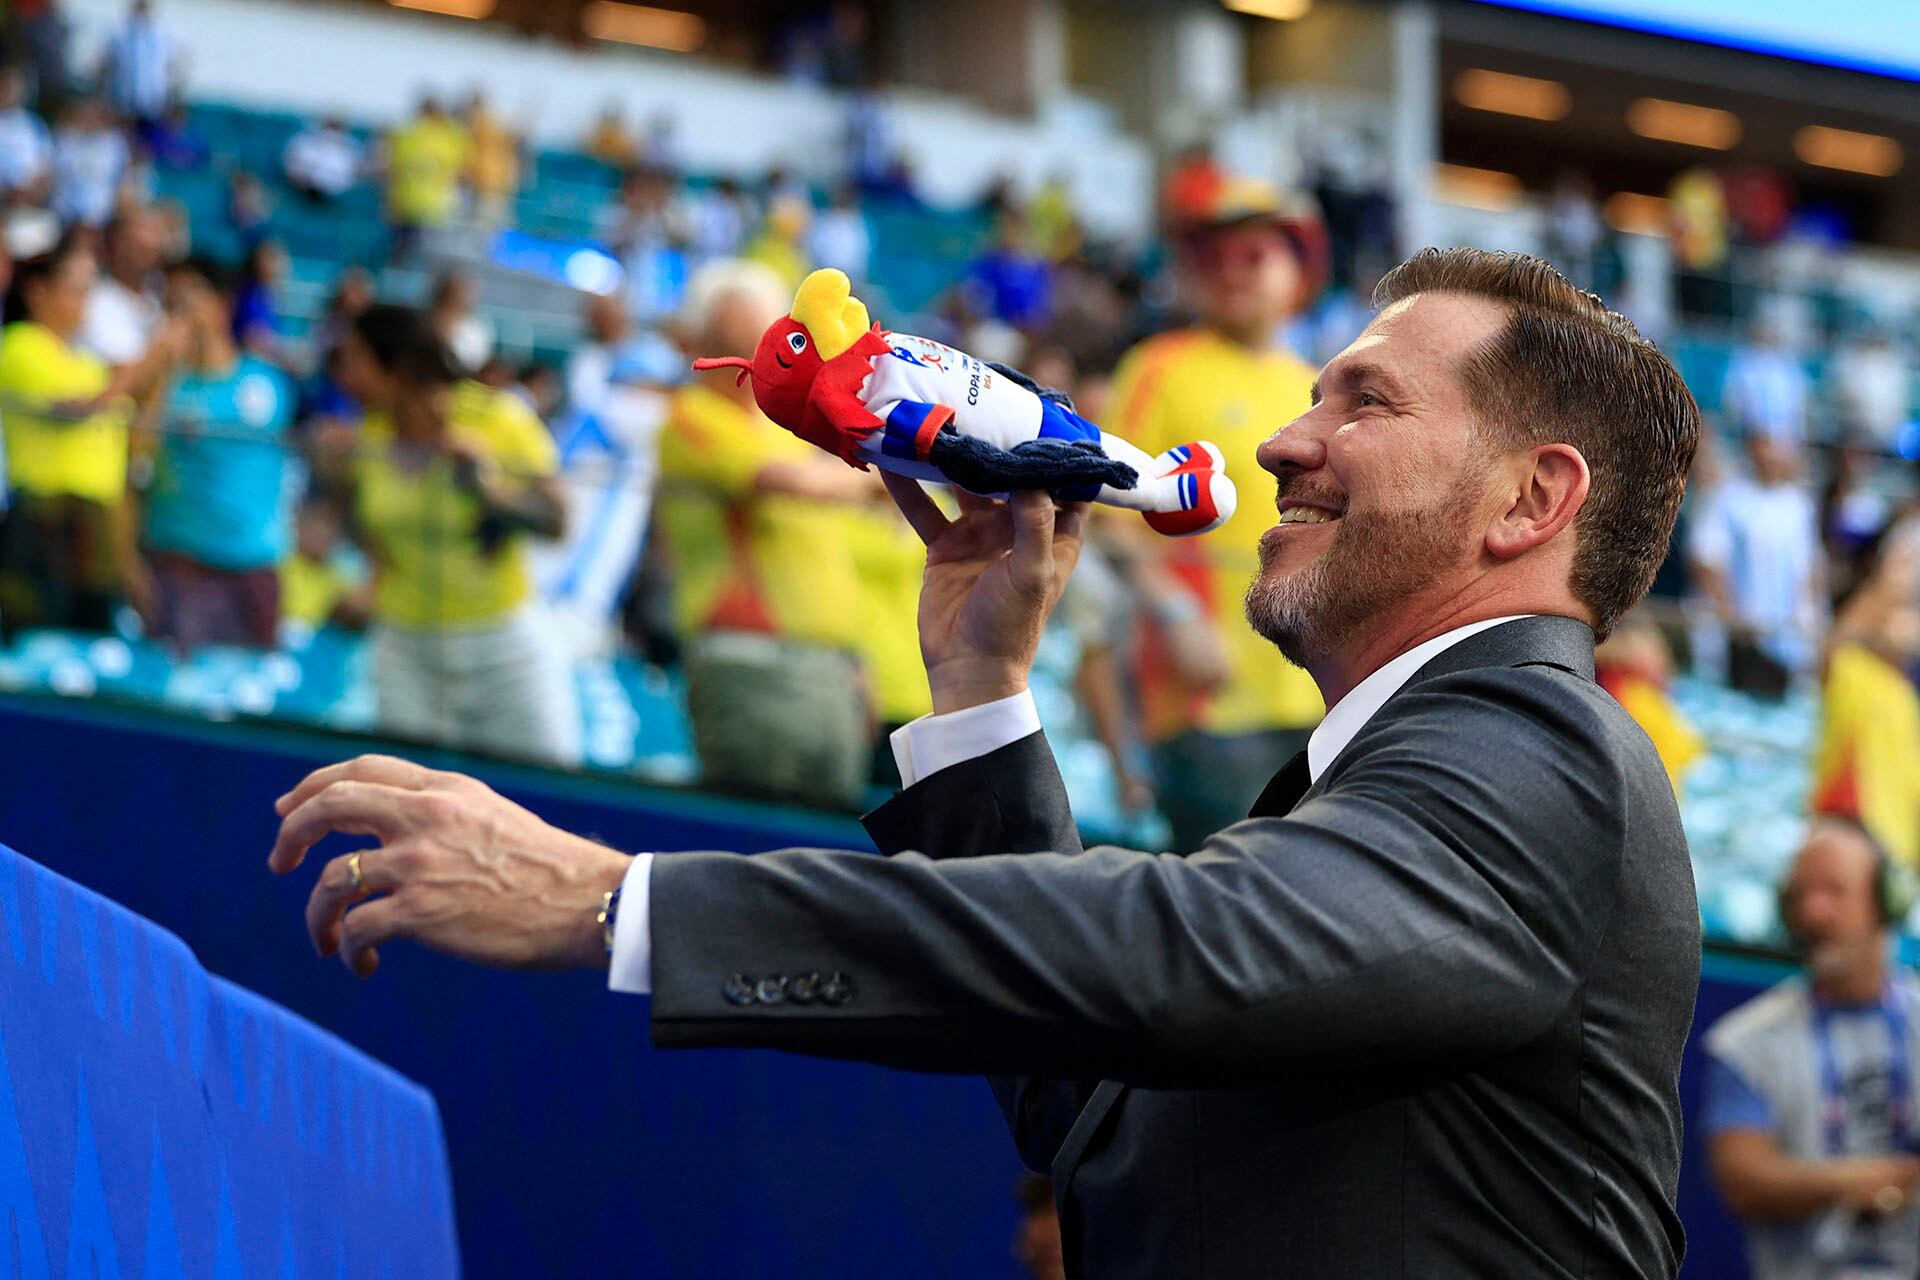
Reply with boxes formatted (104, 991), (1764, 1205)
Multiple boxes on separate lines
(1, 2), (1918, 889)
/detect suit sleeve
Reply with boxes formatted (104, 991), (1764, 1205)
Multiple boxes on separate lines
(649, 667), (1629, 1088)
(862, 730), (1095, 1173)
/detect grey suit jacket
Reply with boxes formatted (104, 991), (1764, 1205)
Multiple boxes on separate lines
(649, 615), (1701, 1278)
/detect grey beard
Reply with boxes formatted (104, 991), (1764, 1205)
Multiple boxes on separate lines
(1244, 501), (1467, 670)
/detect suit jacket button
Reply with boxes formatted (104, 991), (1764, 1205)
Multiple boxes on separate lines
(788, 972), (820, 1004)
(723, 974), (755, 1006)
(820, 972), (853, 1006)
(755, 975), (788, 1005)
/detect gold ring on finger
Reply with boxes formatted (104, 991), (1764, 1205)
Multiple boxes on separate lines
(347, 850), (368, 895)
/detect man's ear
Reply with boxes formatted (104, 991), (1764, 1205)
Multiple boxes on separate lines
(1485, 443), (1589, 560)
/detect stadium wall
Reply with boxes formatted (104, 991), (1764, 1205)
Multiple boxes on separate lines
(0, 691), (1772, 1276)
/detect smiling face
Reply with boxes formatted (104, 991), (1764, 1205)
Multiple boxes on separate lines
(1243, 292), (1514, 669)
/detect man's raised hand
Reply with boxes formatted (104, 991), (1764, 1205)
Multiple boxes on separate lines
(882, 475), (1089, 714)
(268, 754), (632, 977)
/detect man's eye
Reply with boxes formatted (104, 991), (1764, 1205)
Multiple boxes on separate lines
(1355, 391), (1380, 407)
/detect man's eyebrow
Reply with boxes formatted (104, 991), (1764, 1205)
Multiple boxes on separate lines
(1313, 361), (1412, 404)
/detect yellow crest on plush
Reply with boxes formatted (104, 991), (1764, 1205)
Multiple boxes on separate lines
(789, 268), (871, 362)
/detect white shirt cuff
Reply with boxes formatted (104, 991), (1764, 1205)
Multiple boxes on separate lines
(889, 689), (1039, 788)
(606, 852), (654, 995)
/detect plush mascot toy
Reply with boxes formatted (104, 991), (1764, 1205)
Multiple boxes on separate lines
(692, 269), (1234, 536)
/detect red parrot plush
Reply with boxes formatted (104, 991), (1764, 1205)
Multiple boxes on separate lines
(694, 268), (1234, 536)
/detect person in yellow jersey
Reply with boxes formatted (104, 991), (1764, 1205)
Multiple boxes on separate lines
(658, 260), (887, 809)
(330, 303), (576, 766)
(1106, 177), (1328, 849)
(0, 233), (176, 639)
(382, 96), (470, 263)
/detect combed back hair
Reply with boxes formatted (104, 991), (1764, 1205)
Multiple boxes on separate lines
(680, 258), (789, 346)
(1372, 247), (1700, 639)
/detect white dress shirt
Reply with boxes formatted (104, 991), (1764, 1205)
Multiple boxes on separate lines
(609, 615), (1537, 995)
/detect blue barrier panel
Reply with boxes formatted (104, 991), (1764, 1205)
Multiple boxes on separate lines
(0, 836), (458, 1278)
(0, 693), (1025, 1278)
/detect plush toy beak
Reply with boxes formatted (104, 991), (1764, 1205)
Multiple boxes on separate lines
(691, 356), (753, 387)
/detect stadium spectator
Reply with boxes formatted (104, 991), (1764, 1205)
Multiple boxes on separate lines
(332, 302), (576, 765)
(1703, 820), (1920, 1279)
(461, 90), (519, 228)
(742, 192), (810, 292)
(657, 259), (879, 807)
(134, 98), (207, 171)
(49, 96), (127, 228)
(582, 105), (635, 168)
(598, 164), (690, 321)
(0, 65), (50, 206)
(1689, 432), (1825, 686)
(1104, 178), (1323, 850)
(1594, 614), (1703, 795)
(9, 0), (70, 120)
(79, 201), (164, 368)
(382, 94), (469, 262)
(1723, 315), (1811, 443)
(279, 493), (369, 636)
(135, 257), (296, 651)
(99, 0), (179, 130)
(807, 180), (870, 282)
(1545, 170), (1604, 291)
(1814, 539), (1920, 865)
(428, 268), (493, 376)
(1012, 1174), (1065, 1280)
(282, 114), (362, 205)
(687, 174), (749, 264)
(1160, 142), (1226, 226)
(965, 208), (1051, 332)
(230, 238), (285, 359)
(0, 236), (141, 637)
(1830, 323), (1910, 451)
(223, 169), (271, 246)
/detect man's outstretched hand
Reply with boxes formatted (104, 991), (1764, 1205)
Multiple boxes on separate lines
(882, 476), (1089, 714)
(267, 754), (632, 978)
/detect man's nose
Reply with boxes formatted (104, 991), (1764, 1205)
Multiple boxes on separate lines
(1257, 410), (1329, 478)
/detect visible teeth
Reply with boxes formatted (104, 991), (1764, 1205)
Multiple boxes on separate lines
(1278, 508), (1336, 524)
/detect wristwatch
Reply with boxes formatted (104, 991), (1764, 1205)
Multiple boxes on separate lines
(596, 886), (623, 957)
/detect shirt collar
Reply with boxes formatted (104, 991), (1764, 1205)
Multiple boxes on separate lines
(1306, 615), (1536, 782)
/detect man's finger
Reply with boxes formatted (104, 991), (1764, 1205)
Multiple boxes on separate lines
(339, 895), (409, 978)
(306, 848), (402, 957)
(275, 753), (439, 817)
(882, 471), (951, 545)
(1053, 500), (1091, 550)
(268, 780), (415, 874)
(1007, 489), (1056, 595)
(952, 488), (997, 516)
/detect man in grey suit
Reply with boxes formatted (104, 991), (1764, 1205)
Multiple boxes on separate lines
(270, 248), (1703, 1278)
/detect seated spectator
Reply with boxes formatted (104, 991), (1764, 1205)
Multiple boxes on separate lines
(282, 114), (362, 204)
(597, 164), (691, 321)
(1690, 432), (1826, 686)
(806, 181), (869, 282)
(1723, 315), (1811, 444)
(966, 209), (1051, 332)
(741, 193), (810, 292)
(79, 201), (165, 368)
(461, 90), (519, 228)
(135, 257), (296, 651)
(279, 495), (370, 637)
(1703, 820), (1920, 1280)
(687, 175), (749, 264)
(300, 266), (373, 436)
(0, 235), (143, 637)
(224, 169), (272, 246)
(0, 65), (51, 206)
(428, 268), (493, 376)
(50, 96), (127, 228)
(657, 260), (880, 807)
(382, 94), (469, 262)
(1594, 614), (1703, 795)
(1831, 323), (1910, 452)
(331, 303), (576, 765)
(583, 105), (635, 169)
(230, 239), (286, 359)
(134, 99), (207, 171)
(99, 0), (179, 131)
